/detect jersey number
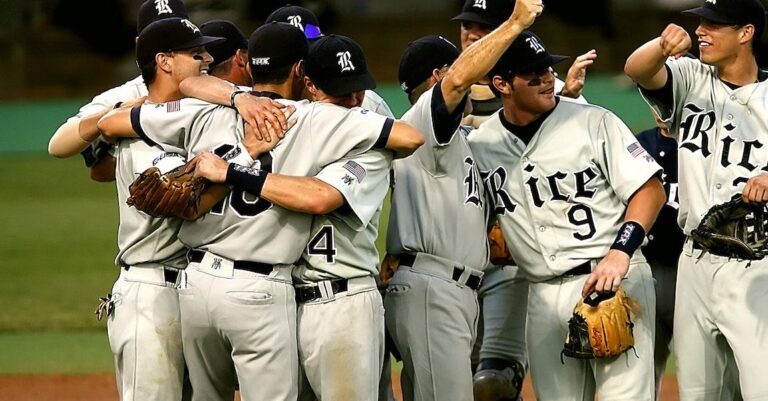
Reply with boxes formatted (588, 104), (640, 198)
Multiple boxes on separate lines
(209, 144), (273, 217)
(568, 205), (596, 241)
(306, 225), (337, 263)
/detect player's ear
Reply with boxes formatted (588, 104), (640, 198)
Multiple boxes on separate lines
(491, 75), (511, 96)
(156, 53), (172, 73)
(295, 60), (305, 79)
(739, 25), (754, 44)
(235, 49), (248, 67)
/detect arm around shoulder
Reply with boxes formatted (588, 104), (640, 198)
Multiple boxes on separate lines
(385, 120), (425, 158)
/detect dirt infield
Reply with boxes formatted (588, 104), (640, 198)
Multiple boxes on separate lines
(0, 373), (680, 400)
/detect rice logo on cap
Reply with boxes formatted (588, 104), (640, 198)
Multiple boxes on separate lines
(526, 36), (546, 54)
(154, 0), (173, 14)
(252, 57), (271, 66)
(181, 19), (200, 34)
(287, 15), (304, 31)
(337, 51), (355, 72)
(473, 0), (487, 9)
(706, 0), (716, 4)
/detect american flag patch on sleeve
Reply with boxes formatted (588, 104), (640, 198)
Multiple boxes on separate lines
(166, 100), (181, 113)
(343, 160), (366, 183)
(626, 142), (646, 158)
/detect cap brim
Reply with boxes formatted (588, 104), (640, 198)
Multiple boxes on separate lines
(318, 72), (376, 97)
(451, 12), (499, 28)
(175, 35), (227, 51)
(682, 7), (736, 25)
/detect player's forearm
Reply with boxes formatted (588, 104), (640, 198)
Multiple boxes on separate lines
(49, 109), (109, 158)
(442, 19), (526, 109)
(179, 75), (236, 106)
(260, 175), (344, 215)
(624, 177), (666, 232)
(624, 39), (668, 90)
(386, 121), (425, 158)
(182, 184), (230, 220)
(98, 107), (139, 140)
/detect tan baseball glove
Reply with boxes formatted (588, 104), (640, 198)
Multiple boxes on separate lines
(561, 287), (638, 360)
(127, 163), (207, 218)
(488, 220), (514, 265)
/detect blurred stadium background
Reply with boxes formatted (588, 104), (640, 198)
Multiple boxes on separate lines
(0, 0), (753, 399)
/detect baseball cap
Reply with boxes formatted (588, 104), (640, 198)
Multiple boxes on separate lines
(136, 18), (225, 69)
(265, 4), (324, 40)
(683, 0), (766, 38)
(488, 31), (569, 78)
(452, 0), (516, 28)
(136, 0), (188, 34)
(398, 35), (460, 94)
(248, 22), (309, 73)
(306, 35), (376, 97)
(200, 20), (248, 68)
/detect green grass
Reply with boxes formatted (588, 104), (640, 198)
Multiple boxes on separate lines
(0, 331), (113, 374)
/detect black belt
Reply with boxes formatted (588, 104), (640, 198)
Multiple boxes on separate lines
(295, 280), (349, 303)
(122, 265), (179, 285)
(562, 261), (592, 277)
(188, 250), (273, 275)
(398, 253), (483, 290)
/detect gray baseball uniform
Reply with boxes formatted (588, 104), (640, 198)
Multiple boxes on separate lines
(108, 131), (187, 401)
(131, 96), (393, 401)
(294, 150), (392, 401)
(385, 84), (489, 401)
(468, 99), (661, 401)
(640, 56), (768, 400)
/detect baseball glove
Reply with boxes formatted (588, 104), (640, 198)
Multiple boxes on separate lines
(488, 220), (514, 265)
(127, 164), (207, 218)
(561, 287), (637, 360)
(690, 197), (768, 260)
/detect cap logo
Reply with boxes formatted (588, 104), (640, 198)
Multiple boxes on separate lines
(526, 37), (546, 54)
(337, 51), (356, 73)
(287, 15), (304, 31)
(252, 57), (270, 66)
(706, 0), (716, 3)
(401, 82), (409, 91)
(473, 0), (487, 9)
(181, 19), (200, 34)
(154, 0), (173, 15)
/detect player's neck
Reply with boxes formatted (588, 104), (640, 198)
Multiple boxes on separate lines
(502, 105), (551, 127)
(252, 83), (292, 100)
(147, 79), (183, 104)
(717, 56), (759, 87)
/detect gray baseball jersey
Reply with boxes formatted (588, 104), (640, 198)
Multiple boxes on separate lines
(386, 86), (490, 269)
(640, 56), (768, 400)
(114, 138), (187, 268)
(131, 98), (393, 263)
(641, 57), (768, 233)
(362, 90), (395, 118)
(294, 150), (392, 282)
(468, 100), (661, 281)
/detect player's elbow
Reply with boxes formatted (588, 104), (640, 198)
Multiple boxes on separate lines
(388, 121), (425, 158)
(303, 184), (344, 215)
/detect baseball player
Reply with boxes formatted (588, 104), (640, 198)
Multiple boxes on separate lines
(199, 19), (252, 87)
(47, 0), (188, 181)
(468, 30), (665, 401)
(383, 2), (542, 400)
(624, 0), (768, 398)
(100, 23), (423, 401)
(95, 17), (222, 401)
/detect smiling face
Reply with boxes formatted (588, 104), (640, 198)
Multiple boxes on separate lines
(508, 68), (557, 114)
(695, 19), (749, 67)
(168, 46), (214, 83)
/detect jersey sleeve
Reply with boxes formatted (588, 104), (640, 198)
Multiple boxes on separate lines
(638, 57), (700, 137)
(131, 98), (216, 153)
(310, 104), (394, 161)
(362, 90), (396, 118)
(594, 111), (662, 203)
(314, 150), (392, 231)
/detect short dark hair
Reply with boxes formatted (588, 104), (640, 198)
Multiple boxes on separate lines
(141, 62), (159, 86)
(251, 64), (294, 84)
(209, 57), (234, 77)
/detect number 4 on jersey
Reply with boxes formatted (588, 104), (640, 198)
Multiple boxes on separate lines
(307, 225), (337, 263)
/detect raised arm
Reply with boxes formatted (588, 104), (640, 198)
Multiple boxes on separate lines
(440, 0), (542, 112)
(625, 24), (691, 90)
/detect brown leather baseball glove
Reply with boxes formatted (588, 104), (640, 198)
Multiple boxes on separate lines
(127, 163), (207, 218)
(562, 287), (638, 360)
(488, 220), (514, 265)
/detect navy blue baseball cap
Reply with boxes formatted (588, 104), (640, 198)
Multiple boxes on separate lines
(265, 4), (323, 40)
(398, 35), (460, 94)
(683, 0), (766, 38)
(306, 35), (376, 97)
(248, 22), (308, 73)
(136, 18), (225, 69)
(489, 31), (568, 78)
(137, 0), (188, 34)
(200, 20), (248, 68)
(452, 0), (515, 28)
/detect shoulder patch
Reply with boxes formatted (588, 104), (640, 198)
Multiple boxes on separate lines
(626, 141), (646, 158)
(166, 100), (181, 113)
(343, 160), (366, 183)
